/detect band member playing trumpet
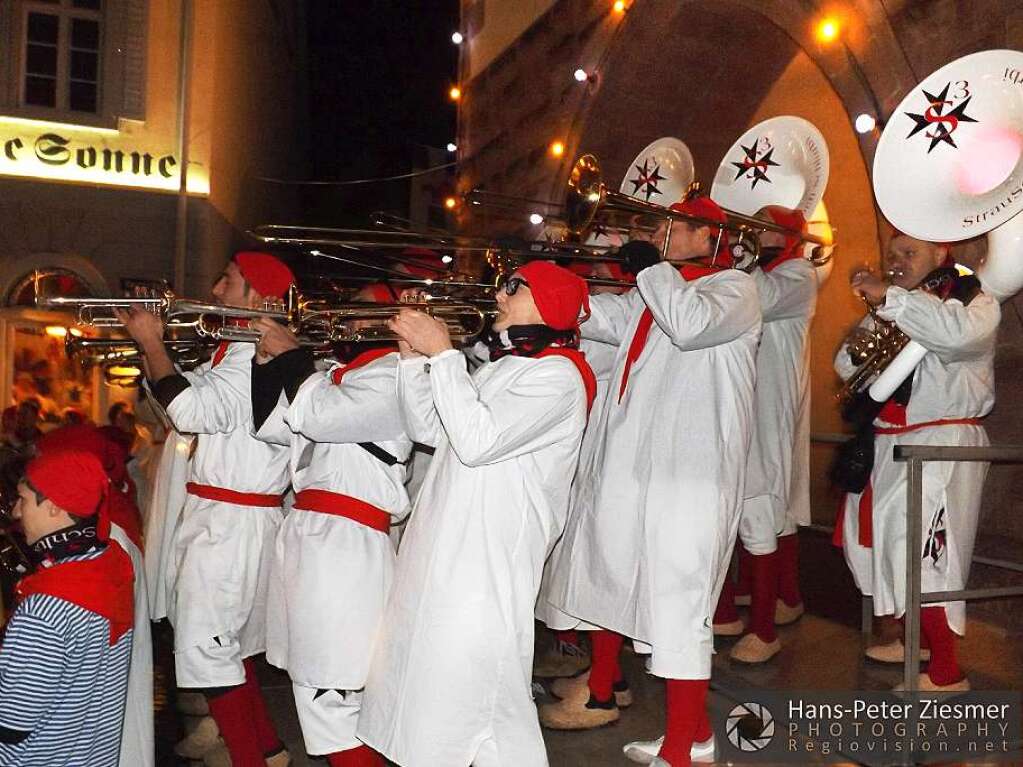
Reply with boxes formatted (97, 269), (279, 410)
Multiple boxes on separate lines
(543, 197), (761, 765)
(117, 252), (295, 767)
(834, 232), (999, 691)
(247, 287), (411, 767)
(356, 262), (594, 767)
(715, 207), (817, 664)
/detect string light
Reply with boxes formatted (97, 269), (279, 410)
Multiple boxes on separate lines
(449, 86), (462, 101)
(549, 140), (566, 158)
(446, 142), (458, 152)
(451, 31), (464, 45)
(574, 68), (589, 83)
(529, 213), (544, 225)
(815, 17), (840, 43)
(854, 113), (877, 134)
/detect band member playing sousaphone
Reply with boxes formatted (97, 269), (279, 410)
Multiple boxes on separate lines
(833, 232), (999, 691)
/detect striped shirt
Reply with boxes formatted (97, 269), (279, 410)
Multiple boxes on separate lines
(0, 549), (132, 767)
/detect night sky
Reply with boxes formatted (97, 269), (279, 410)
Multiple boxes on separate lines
(303, 0), (460, 225)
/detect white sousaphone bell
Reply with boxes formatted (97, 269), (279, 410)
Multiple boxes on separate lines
(710, 115), (833, 275)
(869, 48), (1023, 402)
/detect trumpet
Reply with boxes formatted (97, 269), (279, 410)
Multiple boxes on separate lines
(64, 335), (215, 367)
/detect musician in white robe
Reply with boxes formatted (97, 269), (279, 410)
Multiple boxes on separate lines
(834, 232), (998, 692)
(357, 262), (593, 767)
(544, 197), (761, 766)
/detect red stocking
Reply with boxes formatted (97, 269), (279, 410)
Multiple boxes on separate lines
(587, 630), (623, 701)
(776, 533), (802, 607)
(242, 657), (284, 756)
(736, 545), (753, 598)
(748, 551), (779, 643)
(659, 679), (709, 766)
(714, 577), (739, 625)
(920, 607), (963, 685)
(327, 744), (385, 767)
(207, 685), (266, 767)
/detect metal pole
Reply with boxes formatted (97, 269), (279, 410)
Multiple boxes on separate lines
(173, 0), (194, 295)
(904, 457), (923, 693)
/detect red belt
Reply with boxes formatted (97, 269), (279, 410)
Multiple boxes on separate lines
(186, 482), (284, 508)
(874, 417), (981, 435)
(292, 489), (390, 533)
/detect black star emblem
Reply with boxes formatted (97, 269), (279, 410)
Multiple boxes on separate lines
(730, 141), (780, 189)
(313, 687), (363, 700)
(904, 82), (978, 152)
(629, 159), (667, 201)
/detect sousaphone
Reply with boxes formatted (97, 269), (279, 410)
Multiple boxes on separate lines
(618, 136), (695, 205)
(868, 48), (1023, 401)
(711, 116), (833, 273)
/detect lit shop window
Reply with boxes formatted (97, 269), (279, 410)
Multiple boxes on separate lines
(22, 0), (103, 114)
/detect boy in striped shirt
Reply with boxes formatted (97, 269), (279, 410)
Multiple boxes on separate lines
(0, 450), (134, 767)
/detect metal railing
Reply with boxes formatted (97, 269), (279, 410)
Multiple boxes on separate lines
(811, 435), (1023, 690)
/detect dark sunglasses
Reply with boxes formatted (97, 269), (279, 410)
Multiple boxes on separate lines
(502, 276), (530, 296)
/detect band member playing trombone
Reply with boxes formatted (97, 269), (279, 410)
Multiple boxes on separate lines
(543, 197), (761, 765)
(834, 232), (999, 691)
(715, 206), (817, 664)
(356, 262), (594, 767)
(117, 252), (294, 767)
(248, 287), (412, 767)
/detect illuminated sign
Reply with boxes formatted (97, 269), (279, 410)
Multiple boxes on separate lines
(0, 118), (208, 194)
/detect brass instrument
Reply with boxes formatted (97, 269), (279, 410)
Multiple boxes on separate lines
(65, 335), (214, 368)
(836, 306), (909, 407)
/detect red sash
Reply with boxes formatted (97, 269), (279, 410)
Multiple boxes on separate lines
(186, 483), (284, 507)
(211, 341), (230, 368)
(16, 543), (134, 644)
(537, 348), (597, 415)
(292, 489), (390, 533)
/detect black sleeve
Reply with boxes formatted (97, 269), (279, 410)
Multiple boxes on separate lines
(251, 357), (286, 432)
(151, 374), (190, 410)
(0, 725), (29, 744)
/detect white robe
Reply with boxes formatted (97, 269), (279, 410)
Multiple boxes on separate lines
(544, 262), (761, 679)
(143, 430), (191, 621)
(357, 349), (588, 767)
(163, 343), (290, 667)
(258, 353), (411, 689)
(835, 287), (999, 634)
(739, 259), (817, 553)
(109, 523), (154, 767)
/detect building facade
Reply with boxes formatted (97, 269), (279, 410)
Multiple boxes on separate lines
(0, 0), (306, 420)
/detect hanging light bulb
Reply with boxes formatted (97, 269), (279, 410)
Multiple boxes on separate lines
(451, 31), (464, 45)
(549, 140), (566, 158)
(446, 142), (458, 153)
(529, 213), (544, 225)
(449, 86), (462, 101)
(444, 196), (458, 210)
(441, 254), (454, 264)
(574, 68), (589, 83)
(815, 17), (840, 43)
(854, 113), (877, 134)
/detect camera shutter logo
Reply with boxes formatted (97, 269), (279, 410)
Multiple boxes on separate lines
(726, 702), (775, 752)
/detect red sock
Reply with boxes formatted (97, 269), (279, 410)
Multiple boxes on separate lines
(556, 629), (579, 647)
(920, 607), (963, 685)
(748, 551), (779, 643)
(695, 705), (712, 743)
(207, 685), (266, 767)
(587, 630), (623, 702)
(327, 744), (385, 767)
(736, 545), (753, 598)
(776, 533), (802, 607)
(660, 679), (709, 766)
(714, 577), (739, 624)
(242, 657), (284, 756)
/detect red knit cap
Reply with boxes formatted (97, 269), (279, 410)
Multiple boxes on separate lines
(26, 449), (109, 523)
(670, 197), (732, 266)
(399, 247), (448, 279)
(233, 252), (296, 300)
(762, 205), (807, 264)
(517, 261), (590, 330)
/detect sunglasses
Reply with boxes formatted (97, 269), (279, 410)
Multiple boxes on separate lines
(502, 276), (530, 296)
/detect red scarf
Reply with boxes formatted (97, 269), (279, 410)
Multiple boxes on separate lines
(537, 348), (597, 415)
(618, 264), (725, 402)
(16, 542), (135, 644)
(108, 488), (144, 552)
